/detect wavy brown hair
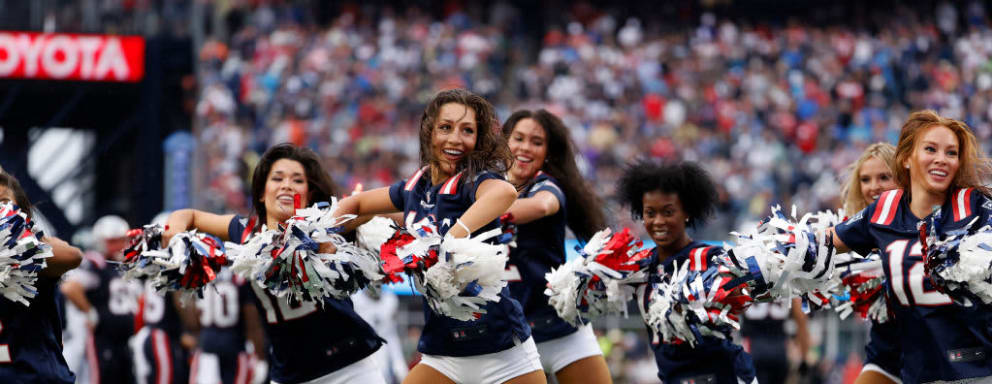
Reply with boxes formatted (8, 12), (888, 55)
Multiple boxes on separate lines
(250, 143), (338, 232)
(419, 89), (511, 184)
(894, 110), (991, 197)
(502, 109), (605, 241)
(841, 143), (897, 214)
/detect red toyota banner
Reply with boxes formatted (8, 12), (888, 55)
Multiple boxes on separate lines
(0, 32), (145, 82)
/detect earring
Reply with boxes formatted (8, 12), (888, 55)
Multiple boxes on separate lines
(905, 164), (910, 169)
(685, 218), (689, 223)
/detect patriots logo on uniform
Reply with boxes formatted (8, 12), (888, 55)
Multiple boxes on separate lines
(847, 208), (865, 224)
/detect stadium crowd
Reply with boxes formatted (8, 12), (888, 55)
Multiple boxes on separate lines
(194, 1), (992, 242)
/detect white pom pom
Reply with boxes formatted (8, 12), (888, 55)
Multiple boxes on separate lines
(357, 216), (397, 253)
(227, 199), (384, 303)
(419, 228), (509, 321)
(0, 204), (53, 306)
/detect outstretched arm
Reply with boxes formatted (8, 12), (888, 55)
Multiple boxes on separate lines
(163, 209), (237, 244)
(448, 179), (517, 238)
(335, 187), (400, 231)
(40, 236), (82, 278)
(506, 190), (560, 225)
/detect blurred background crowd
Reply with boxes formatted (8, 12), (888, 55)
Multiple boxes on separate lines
(194, 0), (992, 243)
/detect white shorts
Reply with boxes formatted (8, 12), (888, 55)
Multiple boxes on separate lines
(271, 354), (385, 384)
(419, 337), (543, 384)
(536, 324), (603, 373)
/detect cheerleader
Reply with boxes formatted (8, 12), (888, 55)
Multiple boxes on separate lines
(500, 109), (611, 383)
(831, 111), (992, 383)
(163, 143), (386, 384)
(0, 172), (83, 382)
(837, 143), (903, 384)
(617, 161), (756, 384)
(335, 89), (544, 384)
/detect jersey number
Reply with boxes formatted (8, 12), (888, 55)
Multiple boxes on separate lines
(251, 283), (317, 323)
(885, 239), (952, 306)
(199, 282), (240, 328)
(0, 321), (9, 363)
(109, 277), (139, 315)
(143, 290), (166, 324)
(744, 301), (790, 320)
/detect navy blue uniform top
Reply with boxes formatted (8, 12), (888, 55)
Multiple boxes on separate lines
(835, 188), (992, 383)
(73, 256), (137, 343)
(739, 301), (789, 364)
(506, 171), (577, 343)
(197, 269), (253, 355)
(141, 287), (184, 341)
(635, 242), (756, 384)
(0, 276), (75, 383)
(228, 216), (383, 384)
(388, 168), (531, 357)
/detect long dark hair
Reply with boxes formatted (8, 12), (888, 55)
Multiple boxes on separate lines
(419, 89), (511, 184)
(0, 173), (33, 219)
(250, 143), (338, 231)
(617, 160), (718, 229)
(502, 109), (605, 240)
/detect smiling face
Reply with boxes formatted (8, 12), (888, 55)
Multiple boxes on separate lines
(859, 156), (898, 206)
(642, 190), (690, 251)
(261, 158), (310, 226)
(906, 125), (960, 197)
(507, 118), (548, 185)
(430, 103), (478, 183)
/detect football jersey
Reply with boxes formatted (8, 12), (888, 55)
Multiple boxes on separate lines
(635, 242), (756, 384)
(739, 300), (789, 364)
(72, 254), (140, 343)
(197, 269), (253, 356)
(505, 171), (577, 343)
(140, 286), (184, 341)
(835, 188), (992, 383)
(228, 216), (383, 383)
(0, 276), (75, 383)
(388, 168), (531, 357)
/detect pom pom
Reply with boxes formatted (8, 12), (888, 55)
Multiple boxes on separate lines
(544, 228), (653, 326)
(121, 224), (228, 301)
(356, 216), (398, 254)
(227, 199), (384, 304)
(802, 252), (891, 322)
(924, 209), (992, 306)
(721, 206), (841, 301)
(0, 203), (53, 306)
(643, 259), (752, 346)
(376, 219), (512, 321)
(419, 227), (512, 321)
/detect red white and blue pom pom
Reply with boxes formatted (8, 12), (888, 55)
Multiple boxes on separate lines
(643, 259), (751, 346)
(721, 206), (841, 301)
(0, 203), (53, 306)
(121, 224), (228, 300)
(421, 227), (512, 321)
(374, 219), (513, 321)
(923, 209), (992, 306)
(799, 251), (891, 322)
(544, 228), (653, 326)
(227, 199), (384, 304)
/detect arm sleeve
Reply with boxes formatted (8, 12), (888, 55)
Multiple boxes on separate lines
(467, 171), (505, 204)
(388, 179), (408, 213)
(227, 215), (246, 244)
(834, 206), (877, 256)
(531, 177), (566, 211)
